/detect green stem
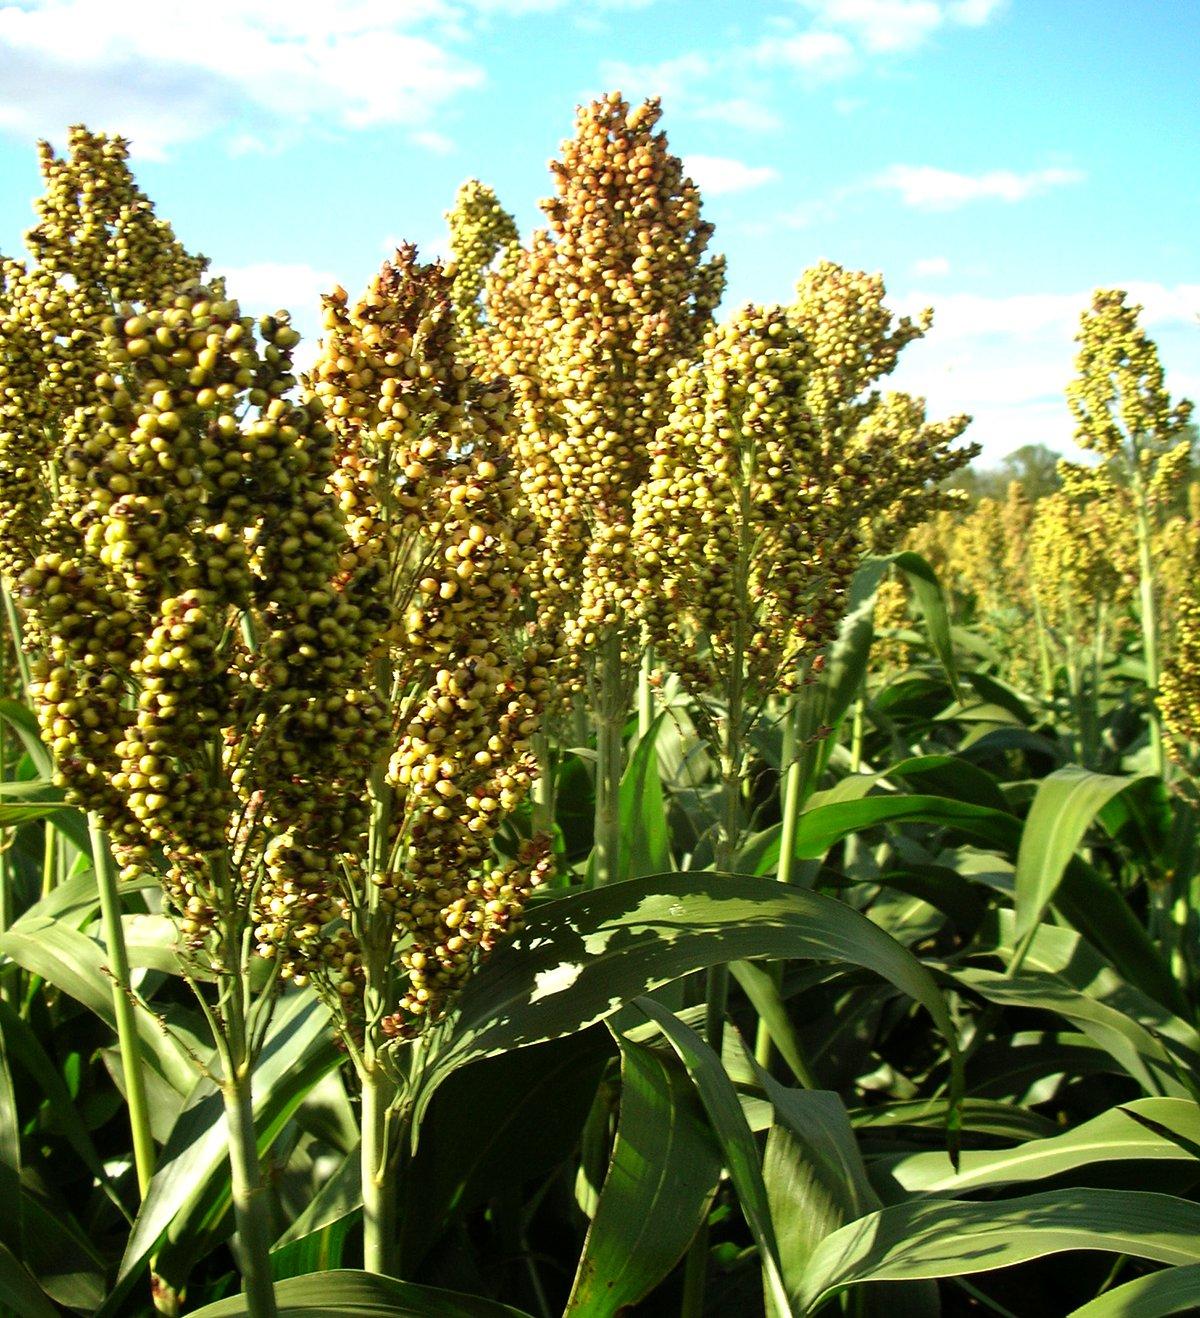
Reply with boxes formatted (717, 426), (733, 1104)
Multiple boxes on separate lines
(88, 813), (156, 1201)
(1032, 591), (1054, 706)
(361, 1065), (398, 1276)
(593, 631), (626, 886)
(530, 730), (555, 842)
(637, 646), (654, 740)
(221, 1066), (278, 1318)
(1133, 476), (1165, 779)
(1, 580), (31, 699)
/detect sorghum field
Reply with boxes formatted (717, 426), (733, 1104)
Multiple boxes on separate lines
(0, 96), (1198, 1318)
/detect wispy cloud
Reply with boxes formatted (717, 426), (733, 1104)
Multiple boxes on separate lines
(683, 154), (780, 197)
(873, 163), (1084, 210)
(0, 0), (483, 156)
(913, 256), (951, 277)
(889, 279), (1198, 459)
(691, 98), (783, 134)
(796, 0), (1004, 55)
(756, 30), (858, 77)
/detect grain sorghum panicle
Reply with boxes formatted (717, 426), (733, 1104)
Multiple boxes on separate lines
(633, 305), (860, 706)
(445, 180), (520, 363)
(304, 246), (552, 1040)
(0, 127), (204, 583)
(484, 92), (725, 689)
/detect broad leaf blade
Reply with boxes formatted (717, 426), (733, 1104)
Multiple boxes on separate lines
(1015, 767), (1152, 941)
(799, 1189), (1200, 1311)
(565, 1029), (721, 1314)
(187, 1269), (534, 1316)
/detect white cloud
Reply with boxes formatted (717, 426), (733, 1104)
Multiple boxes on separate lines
(692, 98), (783, 133)
(0, 0), (483, 156)
(757, 30), (858, 77)
(809, 0), (942, 52)
(874, 163), (1084, 210)
(214, 261), (339, 318)
(599, 52), (713, 104)
(889, 280), (1199, 461)
(948, 0), (1004, 25)
(683, 154), (780, 197)
(913, 256), (950, 277)
(798, 0), (1003, 54)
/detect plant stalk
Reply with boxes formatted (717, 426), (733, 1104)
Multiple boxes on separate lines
(361, 1064), (398, 1276)
(1132, 476), (1165, 779)
(593, 630), (626, 886)
(89, 812), (156, 1200)
(221, 1066), (278, 1318)
(637, 646), (654, 740)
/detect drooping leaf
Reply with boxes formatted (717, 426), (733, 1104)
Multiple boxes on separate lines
(1066, 1262), (1200, 1316)
(873, 1098), (1200, 1196)
(400, 1028), (612, 1270)
(0, 916), (195, 1092)
(1014, 766), (1153, 944)
(631, 999), (793, 1317)
(187, 1269), (535, 1317)
(798, 1189), (1200, 1312)
(0, 1239), (59, 1318)
(418, 873), (960, 1126)
(565, 1028), (721, 1314)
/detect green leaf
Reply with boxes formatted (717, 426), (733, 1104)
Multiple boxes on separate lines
(729, 961), (817, 1088)
(798, 1189), (1200, 1312)
(419, 873), (960, 1124)
(0, 699), (52, 779)
(874, 1098), (1200, 1196)
(565, 1028), (721, 1314)
(400, 1028), (611, 1270)
(849, 1097), (1055, 1142)
(953, 966), (1195, 1098)
(886, 755), (1013, 814)
(119, 990), (337, 1285)
(1067, 1262), (1200, 1316)
(763, 1086), (881, 1285)
(791, 793), (1015, 859)
(632, 999), (792, 1317)
(0, 1239), (59, 1318)
(1014, 766), (1153, 943)
(889, 551), (963, 699)
(618, 711), (672, 881)
(187, 1269), (535, 1317)
(0, 916), (195, 1093)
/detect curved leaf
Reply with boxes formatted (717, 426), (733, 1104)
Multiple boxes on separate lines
(798, 1189), (1200, 1312)
(889, 551), (963, 699)
(1068, 1262), (1200, 1316)
(632, 999), (792, 1317)
(874, 1098), (1200, 1196)
(1015, 767), (1152, 943)
(0, 1239), (58, 1318)
(419, 873), (960, 1124)
(565, 1028), (720, 1314)
(187, 1269), (534, 1317)
(119, 991), (337, 1285)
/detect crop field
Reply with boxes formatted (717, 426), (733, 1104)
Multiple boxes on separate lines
(0, 90), (1197, 1318)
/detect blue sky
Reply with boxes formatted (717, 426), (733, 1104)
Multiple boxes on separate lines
(0, 0), (1195, 463)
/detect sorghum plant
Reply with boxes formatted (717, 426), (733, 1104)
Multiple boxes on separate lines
(485, 92), (724, 884)
(1067, 288), (1194, 776)
(445, 179), (519, 363)
(1029, 465), (1135, 764)
(303, 246), (552, 1274)
(0, 130), (358, 1317)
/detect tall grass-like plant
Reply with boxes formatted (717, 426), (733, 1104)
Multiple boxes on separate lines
(299, 247), (553, 1276)
(482, 93), (725, 886)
